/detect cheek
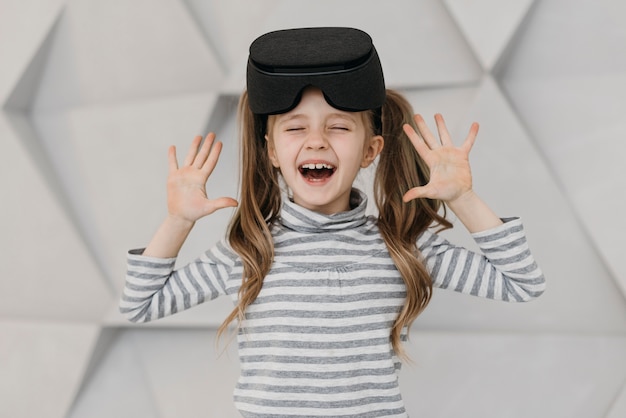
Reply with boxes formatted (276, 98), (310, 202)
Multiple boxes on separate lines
(336, 144), (364, 171)
(269, 141), (300, 172)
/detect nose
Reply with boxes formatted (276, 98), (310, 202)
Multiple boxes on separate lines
(305, 128), (328, 150)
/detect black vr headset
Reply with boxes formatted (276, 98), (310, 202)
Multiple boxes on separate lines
(247, 27), (386, 116)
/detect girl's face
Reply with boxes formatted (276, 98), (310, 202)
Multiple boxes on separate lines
(266, 88), (384, 215)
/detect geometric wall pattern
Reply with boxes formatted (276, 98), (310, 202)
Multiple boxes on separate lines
(1, 0), (625, 416)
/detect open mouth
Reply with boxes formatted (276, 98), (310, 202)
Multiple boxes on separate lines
(298, 162), (336, 181)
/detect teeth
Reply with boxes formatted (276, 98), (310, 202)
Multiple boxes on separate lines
(301, 163), (335, 170)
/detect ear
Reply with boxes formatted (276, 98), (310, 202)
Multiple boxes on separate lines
(266, 134), (280, 168)
(361, 135), (384, 168)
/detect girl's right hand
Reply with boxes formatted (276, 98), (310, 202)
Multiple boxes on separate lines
(166, 133), (238, 225)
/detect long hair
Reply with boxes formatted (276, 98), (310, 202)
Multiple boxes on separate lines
(218, 89), (451, 359)
(374, 90), (451, 359)
(217, 91), (281, 340)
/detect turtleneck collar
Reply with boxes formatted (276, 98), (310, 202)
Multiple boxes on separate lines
(279, 189), (369, 233)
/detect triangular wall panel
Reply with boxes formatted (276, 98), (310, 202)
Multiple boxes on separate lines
(607, 381), (626, 418)
(0, 320), (101, 418)
(239, 0), (484, 89)
(443, 0), (536, 71)
(182, 0), (281, 73)
(0, 113), (111, 321)
(3, 14), (61, 110)
(29, 0), (224, 111)
(497, 0), (626, 299)
(66, 330), (161, 418)
(402, 333), (626, 417)
(28, 93), (233, 288)
(127, 329), (241, 418)
(411, 77), (626, 333)
(0, 0), (65, 106)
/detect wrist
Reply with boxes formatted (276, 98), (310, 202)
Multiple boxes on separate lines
(165, 213), (195, 231)
(445, 190), (503, 233)
(446, 189), (477, 212)
(143, 214), (194, 259)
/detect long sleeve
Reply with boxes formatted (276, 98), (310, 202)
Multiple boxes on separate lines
(417, 217), (545, 302)
(119, 239), (242, 323)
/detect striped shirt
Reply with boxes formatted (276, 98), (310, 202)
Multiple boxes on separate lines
(120, 189), (545, 417)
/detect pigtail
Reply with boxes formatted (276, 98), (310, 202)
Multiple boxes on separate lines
(218, 91), (281, 340)
(374, 90), (452, 360)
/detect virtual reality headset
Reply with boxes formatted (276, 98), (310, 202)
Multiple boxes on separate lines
(246, 27), (386, 116)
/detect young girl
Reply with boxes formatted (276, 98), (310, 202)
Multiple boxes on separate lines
(121, 27), (545, 417)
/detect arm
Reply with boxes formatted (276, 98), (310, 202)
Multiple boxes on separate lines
(120, 240), (241, 322)
(404, 114), (545, 300)
(120, 133), (239, 321)
(418, 219), (545, 301)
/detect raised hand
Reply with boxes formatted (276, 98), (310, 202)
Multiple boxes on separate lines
(402, 114), (478, 204)
(167, 133), (238, 225)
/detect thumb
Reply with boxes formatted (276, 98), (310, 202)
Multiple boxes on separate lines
(402, 186), (432, 203)
(203, 197), (239, 215)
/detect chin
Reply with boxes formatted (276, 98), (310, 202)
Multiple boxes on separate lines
(292, 187), (352, 214)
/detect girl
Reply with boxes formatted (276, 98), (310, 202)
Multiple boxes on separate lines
(121, 27), (545, 417)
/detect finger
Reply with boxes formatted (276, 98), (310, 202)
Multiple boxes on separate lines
(403, 123), (431, 159)
(183, 135), (203, 167)
(413, 114), (440, 149)
(461, 122), (479, 154)
(193, 133), (216, 169)
(168, 145), (179, 173)
(201, 139), (223, 177)
(434, 114), (453, 147)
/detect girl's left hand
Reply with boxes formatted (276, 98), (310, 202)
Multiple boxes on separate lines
(402, 113), (478, 204)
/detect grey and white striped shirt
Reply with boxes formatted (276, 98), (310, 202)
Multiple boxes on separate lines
(121, 189), (545, 417)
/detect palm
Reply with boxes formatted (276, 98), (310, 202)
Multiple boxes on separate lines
(403, 114), (478, 203)
(167, 133), (238, 223)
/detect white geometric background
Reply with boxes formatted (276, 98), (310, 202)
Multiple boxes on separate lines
(1, 0), (625, 417)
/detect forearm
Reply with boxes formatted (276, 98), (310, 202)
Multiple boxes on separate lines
(120, 251), (175, 322)
(142, 215), (195, 258)
(121, 238), (236, 323)
(419, 218), (546, 302)
(446, 190), (503, 233)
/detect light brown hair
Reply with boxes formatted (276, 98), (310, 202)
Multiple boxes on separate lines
(218, 89), (451, 359)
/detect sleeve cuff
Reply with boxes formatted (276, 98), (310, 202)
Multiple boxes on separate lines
(470, 217), (522, 241)
(127, 248), (177, 265)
